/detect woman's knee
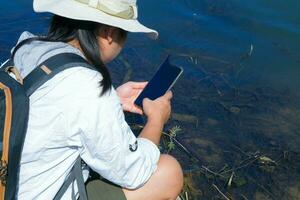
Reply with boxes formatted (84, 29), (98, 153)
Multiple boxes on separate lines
(123, 154), (184, 200)
(158, 154), (184, 196)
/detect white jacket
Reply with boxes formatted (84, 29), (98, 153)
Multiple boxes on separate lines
(7, 32), (160, 199)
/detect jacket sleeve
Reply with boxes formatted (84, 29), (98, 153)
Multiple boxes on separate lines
(62, 68), (160, 189)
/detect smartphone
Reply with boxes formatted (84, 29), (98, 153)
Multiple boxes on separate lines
(134, 56), (183, 108)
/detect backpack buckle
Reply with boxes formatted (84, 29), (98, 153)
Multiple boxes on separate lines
(0, 160), (7, 186)
(5, 66), (24, 85)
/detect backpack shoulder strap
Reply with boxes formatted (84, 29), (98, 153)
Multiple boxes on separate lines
(23, 53), (95, 96)
(23, 53), (91, 199)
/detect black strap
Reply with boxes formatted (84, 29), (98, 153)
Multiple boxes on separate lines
(23, 53), (93, 199)
(1, 53), (93, 199)
(25, 53), (93, 199)
(53, 168), (75, 200)
(23, 53), (95, 96)
(53, 157), (88, 200)
(74, 158), (88, 200)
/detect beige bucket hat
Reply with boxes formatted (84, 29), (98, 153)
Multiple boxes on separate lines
(33, 0), (158, 39)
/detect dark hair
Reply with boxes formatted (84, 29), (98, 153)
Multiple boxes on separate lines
(12, 15), (127, 95)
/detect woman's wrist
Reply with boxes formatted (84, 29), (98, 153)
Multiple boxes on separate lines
(146, 116), (164, 128)
(139, 117), (164, 145)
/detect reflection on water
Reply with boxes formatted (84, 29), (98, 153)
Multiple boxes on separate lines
(121, 47), (300, 199)
(1, 0), (300, 199)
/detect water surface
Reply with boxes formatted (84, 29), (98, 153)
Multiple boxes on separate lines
(1, 0), (299, 199)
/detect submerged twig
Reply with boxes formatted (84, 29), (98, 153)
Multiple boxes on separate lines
(185, 191), (189, 200)
(171, 113), (199, 126)
(236, 44), (254, 78)
(227, 172), (234, 187)
(220, 155), (260, 175)
(212, 184), (231, 200)
(241, 194), (249, 200)
(247, 176), (276, 200)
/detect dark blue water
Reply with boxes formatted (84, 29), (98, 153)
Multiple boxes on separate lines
(1, 0), (300, 199)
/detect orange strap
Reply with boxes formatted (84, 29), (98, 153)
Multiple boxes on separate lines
(0, 82), (13, 200)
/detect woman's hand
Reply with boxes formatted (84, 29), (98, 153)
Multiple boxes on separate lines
(143, 91), (173, 125)
(138, 91), (173, 145)
(116, 81), (148, 115)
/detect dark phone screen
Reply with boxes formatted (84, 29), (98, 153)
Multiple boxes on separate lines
(134, 57), (183, 108)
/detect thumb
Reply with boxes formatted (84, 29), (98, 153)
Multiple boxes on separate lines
(142, 98), (151, 104)
(164, 91), (173, 100)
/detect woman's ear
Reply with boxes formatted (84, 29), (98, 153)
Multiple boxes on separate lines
(99, 26), (115, 44)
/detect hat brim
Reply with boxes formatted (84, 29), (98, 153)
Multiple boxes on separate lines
(33, 0), (158, 39)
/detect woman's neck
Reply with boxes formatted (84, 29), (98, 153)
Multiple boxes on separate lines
(68, 39), (83, 53)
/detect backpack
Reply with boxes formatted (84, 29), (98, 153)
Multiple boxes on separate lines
(0, 53), (95, 200)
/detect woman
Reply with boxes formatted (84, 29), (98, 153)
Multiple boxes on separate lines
(12, 0), (183, 199)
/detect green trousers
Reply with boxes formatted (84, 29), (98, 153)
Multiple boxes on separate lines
(85, 179), (127, 200)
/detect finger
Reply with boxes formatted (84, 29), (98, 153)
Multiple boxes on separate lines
(123, 103), (143, 115)
(142, 98), (152, 106)
(122, 103), (132, 112)
(136, 89), (144, 97)
(142, 97), (150, 103)
(164, 91), (173, 100)
(132, 81), (148, 89)
(132, 106), (143, 115)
